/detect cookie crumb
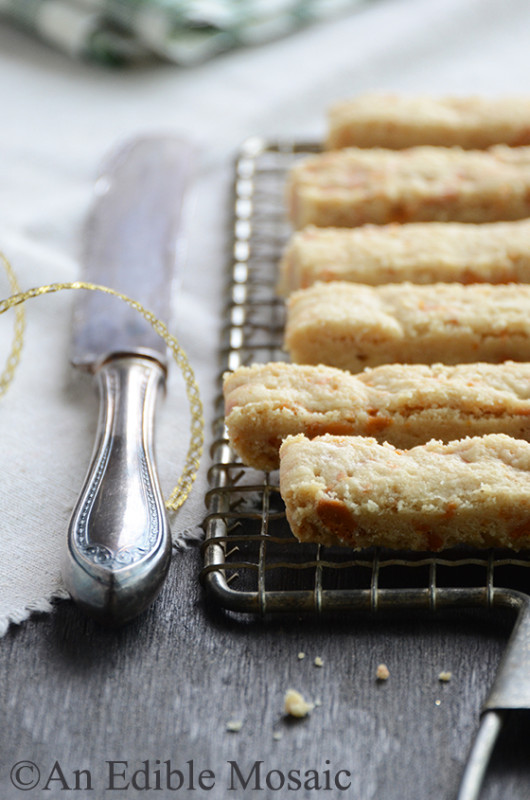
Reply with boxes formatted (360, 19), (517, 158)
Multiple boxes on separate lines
(284, 689), (314, 718)
(376, 663), (390, 681)
(273, 732), (283, 741)
(298, 652), (305, 660)
(314, 656), (323, 667)
(314, 698), (322, 708)
(438, 671), (452, 682)
(226, 720), (243, 732)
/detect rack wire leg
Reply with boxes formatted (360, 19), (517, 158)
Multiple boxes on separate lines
(456, 710), (504, 800)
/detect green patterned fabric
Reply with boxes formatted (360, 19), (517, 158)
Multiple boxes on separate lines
(0, 0), (364, 65)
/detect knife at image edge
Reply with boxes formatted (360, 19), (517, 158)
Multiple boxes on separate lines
(63, 135), (195, 624)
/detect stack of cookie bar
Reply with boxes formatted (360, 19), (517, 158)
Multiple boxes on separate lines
(224, 95), (530, 551)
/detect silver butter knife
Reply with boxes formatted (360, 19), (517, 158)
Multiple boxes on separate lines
(62, 135), (194, 624)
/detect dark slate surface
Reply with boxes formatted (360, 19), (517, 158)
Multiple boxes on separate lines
(0, 545), (528, 799)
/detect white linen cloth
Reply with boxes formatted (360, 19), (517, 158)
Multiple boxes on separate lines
(1, 0), (530, 634)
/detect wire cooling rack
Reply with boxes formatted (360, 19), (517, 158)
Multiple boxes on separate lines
(200, 137), (530, 618)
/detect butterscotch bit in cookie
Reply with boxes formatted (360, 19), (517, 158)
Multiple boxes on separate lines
(326, 94), (530, 150)
(277, 220), (530, 296)
(287, 145), (530, 228)
(284, 282), (530, 372)
(279, 433), (530, 551)
(224, 361), (530, 470)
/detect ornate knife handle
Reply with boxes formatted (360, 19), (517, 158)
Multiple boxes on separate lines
(63, 355), (172, 624)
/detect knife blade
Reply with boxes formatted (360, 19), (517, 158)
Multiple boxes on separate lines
(62, 135), (195, 624)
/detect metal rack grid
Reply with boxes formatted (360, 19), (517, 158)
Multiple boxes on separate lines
(200, 137), (530, 618)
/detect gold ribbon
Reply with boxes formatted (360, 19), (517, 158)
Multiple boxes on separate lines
(0, 253), (204, 512)
(0, 253), (25, 399)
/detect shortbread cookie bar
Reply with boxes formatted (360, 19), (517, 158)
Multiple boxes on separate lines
(223, 361), (530, 470)
(277, 219), (530, 296)
(287, 145), (530, 228)
(284, 281), (530, 372)
(326, 94), (530, 150)
(279, 433), (530, 550)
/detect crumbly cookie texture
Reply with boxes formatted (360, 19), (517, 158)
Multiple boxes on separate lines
(286, 145), (530, 229)
(284, 281), (530, 373)
(279, 433), (530, 551)
(223, 361), (530, 471)
(284, 689), (314, 718)
(277, 220), (530, 296)
(326, 94), (530, 150)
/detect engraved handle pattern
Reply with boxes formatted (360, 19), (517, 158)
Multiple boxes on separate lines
(63, 356), (171, 623)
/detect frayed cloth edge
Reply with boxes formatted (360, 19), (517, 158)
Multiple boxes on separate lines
(0, 525), (205, 636)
